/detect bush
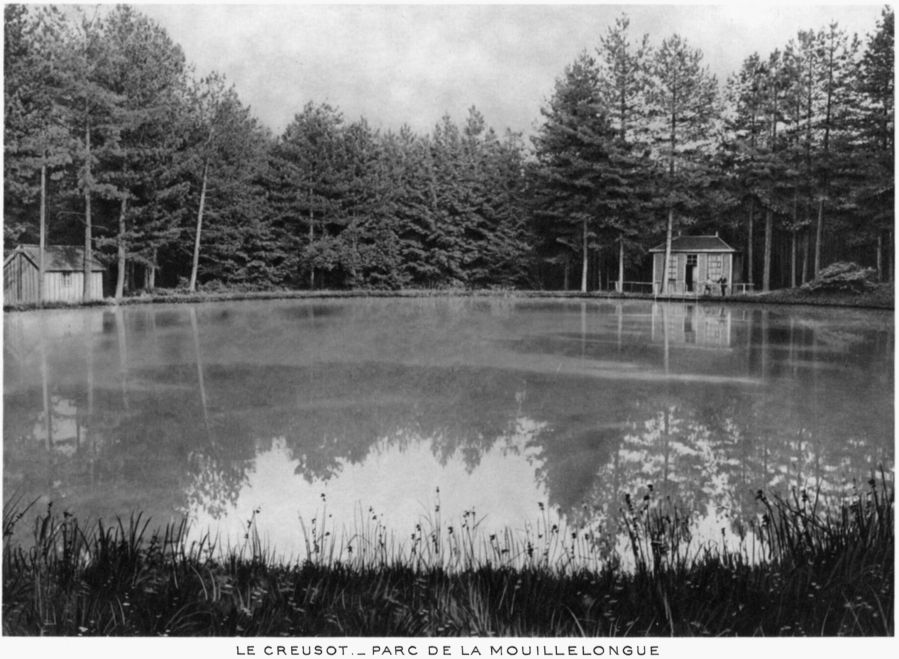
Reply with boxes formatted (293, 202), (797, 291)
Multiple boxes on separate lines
(801, 262), (878, 293)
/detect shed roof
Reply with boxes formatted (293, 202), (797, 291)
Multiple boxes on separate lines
(649, 235), (737, 253)
(3, 244), (106, 272)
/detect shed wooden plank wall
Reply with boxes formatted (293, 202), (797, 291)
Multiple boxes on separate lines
(3, 256), (103, 304)
(45, 272), (103, 302)
(3, 252), (39, 304)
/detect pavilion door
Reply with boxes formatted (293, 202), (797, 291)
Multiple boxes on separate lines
(685, 254), (698, 292)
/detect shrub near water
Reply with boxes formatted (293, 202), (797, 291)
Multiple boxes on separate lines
(2, 475), (893, 636)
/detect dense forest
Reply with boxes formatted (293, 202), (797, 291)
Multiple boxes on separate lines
(3, 4), (894, 298)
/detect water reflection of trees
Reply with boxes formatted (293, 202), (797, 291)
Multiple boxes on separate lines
(3, 301), (892, 543)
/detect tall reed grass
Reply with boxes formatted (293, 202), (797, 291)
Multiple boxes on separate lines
(3, 473), (892, 636)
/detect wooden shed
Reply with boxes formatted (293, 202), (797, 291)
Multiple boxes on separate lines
(650, 234), (742, 295)
(3, 244), (105, 304)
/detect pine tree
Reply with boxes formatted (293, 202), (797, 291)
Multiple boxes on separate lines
(4, 5), (74, 302)
(532, 52), (630, 292)
(756, 49), (791, 292)
(97, 5), (187, 299)
(428, 114), (469, 286)
(182, 75), (269, 291)
(646, 35), (717, 294)
(812, 23), (860, 275)
(853, 6), (894, 280)
(269, 102), (345, 288)
(722, 53), (767, 285)
(62, 8), (128, 301)
(480, 129), (533, 287)
(596, 14), (653, 291)
(390, 126), (440, 286)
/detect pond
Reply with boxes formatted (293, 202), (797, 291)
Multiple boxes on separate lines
(3, 297), (893, 567)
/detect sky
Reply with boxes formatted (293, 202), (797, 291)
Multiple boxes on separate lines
(108, 3), (886, 136)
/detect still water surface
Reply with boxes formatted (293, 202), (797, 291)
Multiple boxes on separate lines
(3, 298), (893, 564)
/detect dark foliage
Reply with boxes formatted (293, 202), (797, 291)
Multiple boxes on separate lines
(3, 475), (892, 636)
(3, 6), (893, 297)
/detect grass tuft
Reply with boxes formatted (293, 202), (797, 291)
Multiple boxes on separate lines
(3, 473), (892, 636)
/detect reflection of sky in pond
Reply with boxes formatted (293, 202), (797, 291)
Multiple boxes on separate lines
(184, 423), (558, 562)
(4, 298), (893, 568)
(182, 425), (759, 570)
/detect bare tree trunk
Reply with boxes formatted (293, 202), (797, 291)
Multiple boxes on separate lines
(663, 101), (677, 296)
(662, 207), (674, 294)
(889, 229), (894, 283)
(617, 233), (625, 293)
(83, 120), (93, 301)
(876, 232), (883, 281)
(580, 217), (588, 293)
(814, 196), (824, 276)
(39, 161), (46, 305)
(801, 228), (809, 284)
(308, 205), (315, 290)
(148, 247), (157, 290)
(762, 209), (773, 292)
(746, 200), (754, 285)
(790, 230), (797, 288)
(188, 162), (209, 293)
(563, 260), (569, 291)
(598, 248), (604, 291)
(115, 197), (128, 301)
(791, 193), (798, 288)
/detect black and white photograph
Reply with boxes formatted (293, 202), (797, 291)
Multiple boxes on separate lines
(1, 1), (894, 651)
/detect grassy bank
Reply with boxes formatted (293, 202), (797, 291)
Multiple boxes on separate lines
(748, 282), (894, 309)
(4, 282), (894, 312)
(3, 476), (892, 636)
